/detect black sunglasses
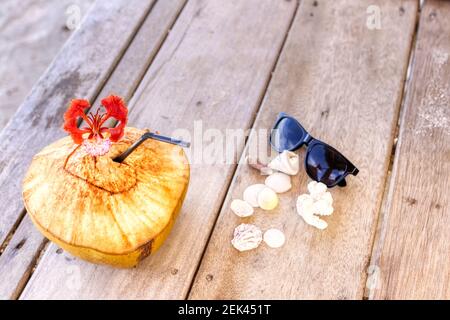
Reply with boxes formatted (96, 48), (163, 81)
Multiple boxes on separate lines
(270, 112), (358, 187)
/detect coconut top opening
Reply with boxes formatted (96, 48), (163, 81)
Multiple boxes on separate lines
(65, 141), (138, 194)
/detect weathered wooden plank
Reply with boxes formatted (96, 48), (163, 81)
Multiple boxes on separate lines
(189, 0), (418, 299)
(0, 0), (187, 300)
(370, 0), (450, 300)
(0, 215), (47, 300)
(90, 0), (187, 107)
(0, 0), (94, 130)
(20, 0), (298, 299)
(0, 0), (155, 248)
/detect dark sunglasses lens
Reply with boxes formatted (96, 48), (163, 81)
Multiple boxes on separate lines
(306, 144), (347, 186)
(271, 117), (306, 151)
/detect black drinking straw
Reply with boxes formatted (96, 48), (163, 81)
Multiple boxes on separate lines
(113, 132), (190, 163)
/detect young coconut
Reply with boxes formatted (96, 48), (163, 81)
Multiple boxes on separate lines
(22, 96), (190, 268)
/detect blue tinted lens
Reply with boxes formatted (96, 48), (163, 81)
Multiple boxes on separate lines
(271, 117), (306, 151)
(306, 143), (347, 186)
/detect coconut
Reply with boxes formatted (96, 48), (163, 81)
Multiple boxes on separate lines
(22, 127), (190, 268)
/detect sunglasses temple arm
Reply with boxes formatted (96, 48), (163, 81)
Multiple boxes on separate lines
(113, 132), (190, 163)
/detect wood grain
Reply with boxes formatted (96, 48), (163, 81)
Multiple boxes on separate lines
(189, 0), (418, 299)
(0, 0), (94, 130)
(0, 0), (155, 248)
(370, 0), (450, 300)
(20, 0), (298, 299)
(0, 0), (187, 299)
(90, 0), (187, 108)
(0, 215), (47, 300)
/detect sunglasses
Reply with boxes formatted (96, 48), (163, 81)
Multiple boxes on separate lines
(270, 112), (358, 187)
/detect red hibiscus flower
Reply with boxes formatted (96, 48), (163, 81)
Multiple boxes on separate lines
(63, 95), (128, 156)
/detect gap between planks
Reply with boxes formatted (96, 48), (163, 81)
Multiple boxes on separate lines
(0, 0), (189, 300)
(188, 0), (419, 299)
(0, 0), (155, 254)
(17, 0), (188, 299)
(20, 0), (299, 299)
(364, 2), (422, 300)
(184, 0), (301, 298)
(368, 0), (450, 299)
(11, 0), (164, 299)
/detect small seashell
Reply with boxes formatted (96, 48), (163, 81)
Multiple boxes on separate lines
(263, 228), (286, 248)
(307, 181), (328, 196)
(230, 199), (254, 217)
(257, 187), (279, 210)
(246, 155), (273, 175)
(231, 223), (263, 252)
(243, 184), (266, 207)
(265, 172), (292, 193)
(268, 150), (299, 176)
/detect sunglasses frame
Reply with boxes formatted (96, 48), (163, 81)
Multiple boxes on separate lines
(269, 112), (359, 187)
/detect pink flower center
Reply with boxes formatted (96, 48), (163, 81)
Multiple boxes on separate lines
(82, 137), (112, 156)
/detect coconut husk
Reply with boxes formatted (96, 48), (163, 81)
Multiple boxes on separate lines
(23, 127), (190, 268)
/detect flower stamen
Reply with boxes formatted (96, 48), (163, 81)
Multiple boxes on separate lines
(63, 95), (128, 156)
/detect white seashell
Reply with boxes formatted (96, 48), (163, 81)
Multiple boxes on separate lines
(243, 184), (266, 207)
(307, 181), (328, 196)
(246, 155), (273, 175)
(231, 223), (263, 252)
(230, 199), (254, 217)
(264, 172), (292, 193)
(257, 187), (279, 210)
(313, 199), (334, 216)
(268, 150), (299, 175)
(263, 228), (286, 248)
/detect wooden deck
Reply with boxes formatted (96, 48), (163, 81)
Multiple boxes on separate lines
(0, 0), (448, 299)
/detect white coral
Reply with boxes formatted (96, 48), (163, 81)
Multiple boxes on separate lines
(307, 181), (328, 197)
(296, 181), (334, 229)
